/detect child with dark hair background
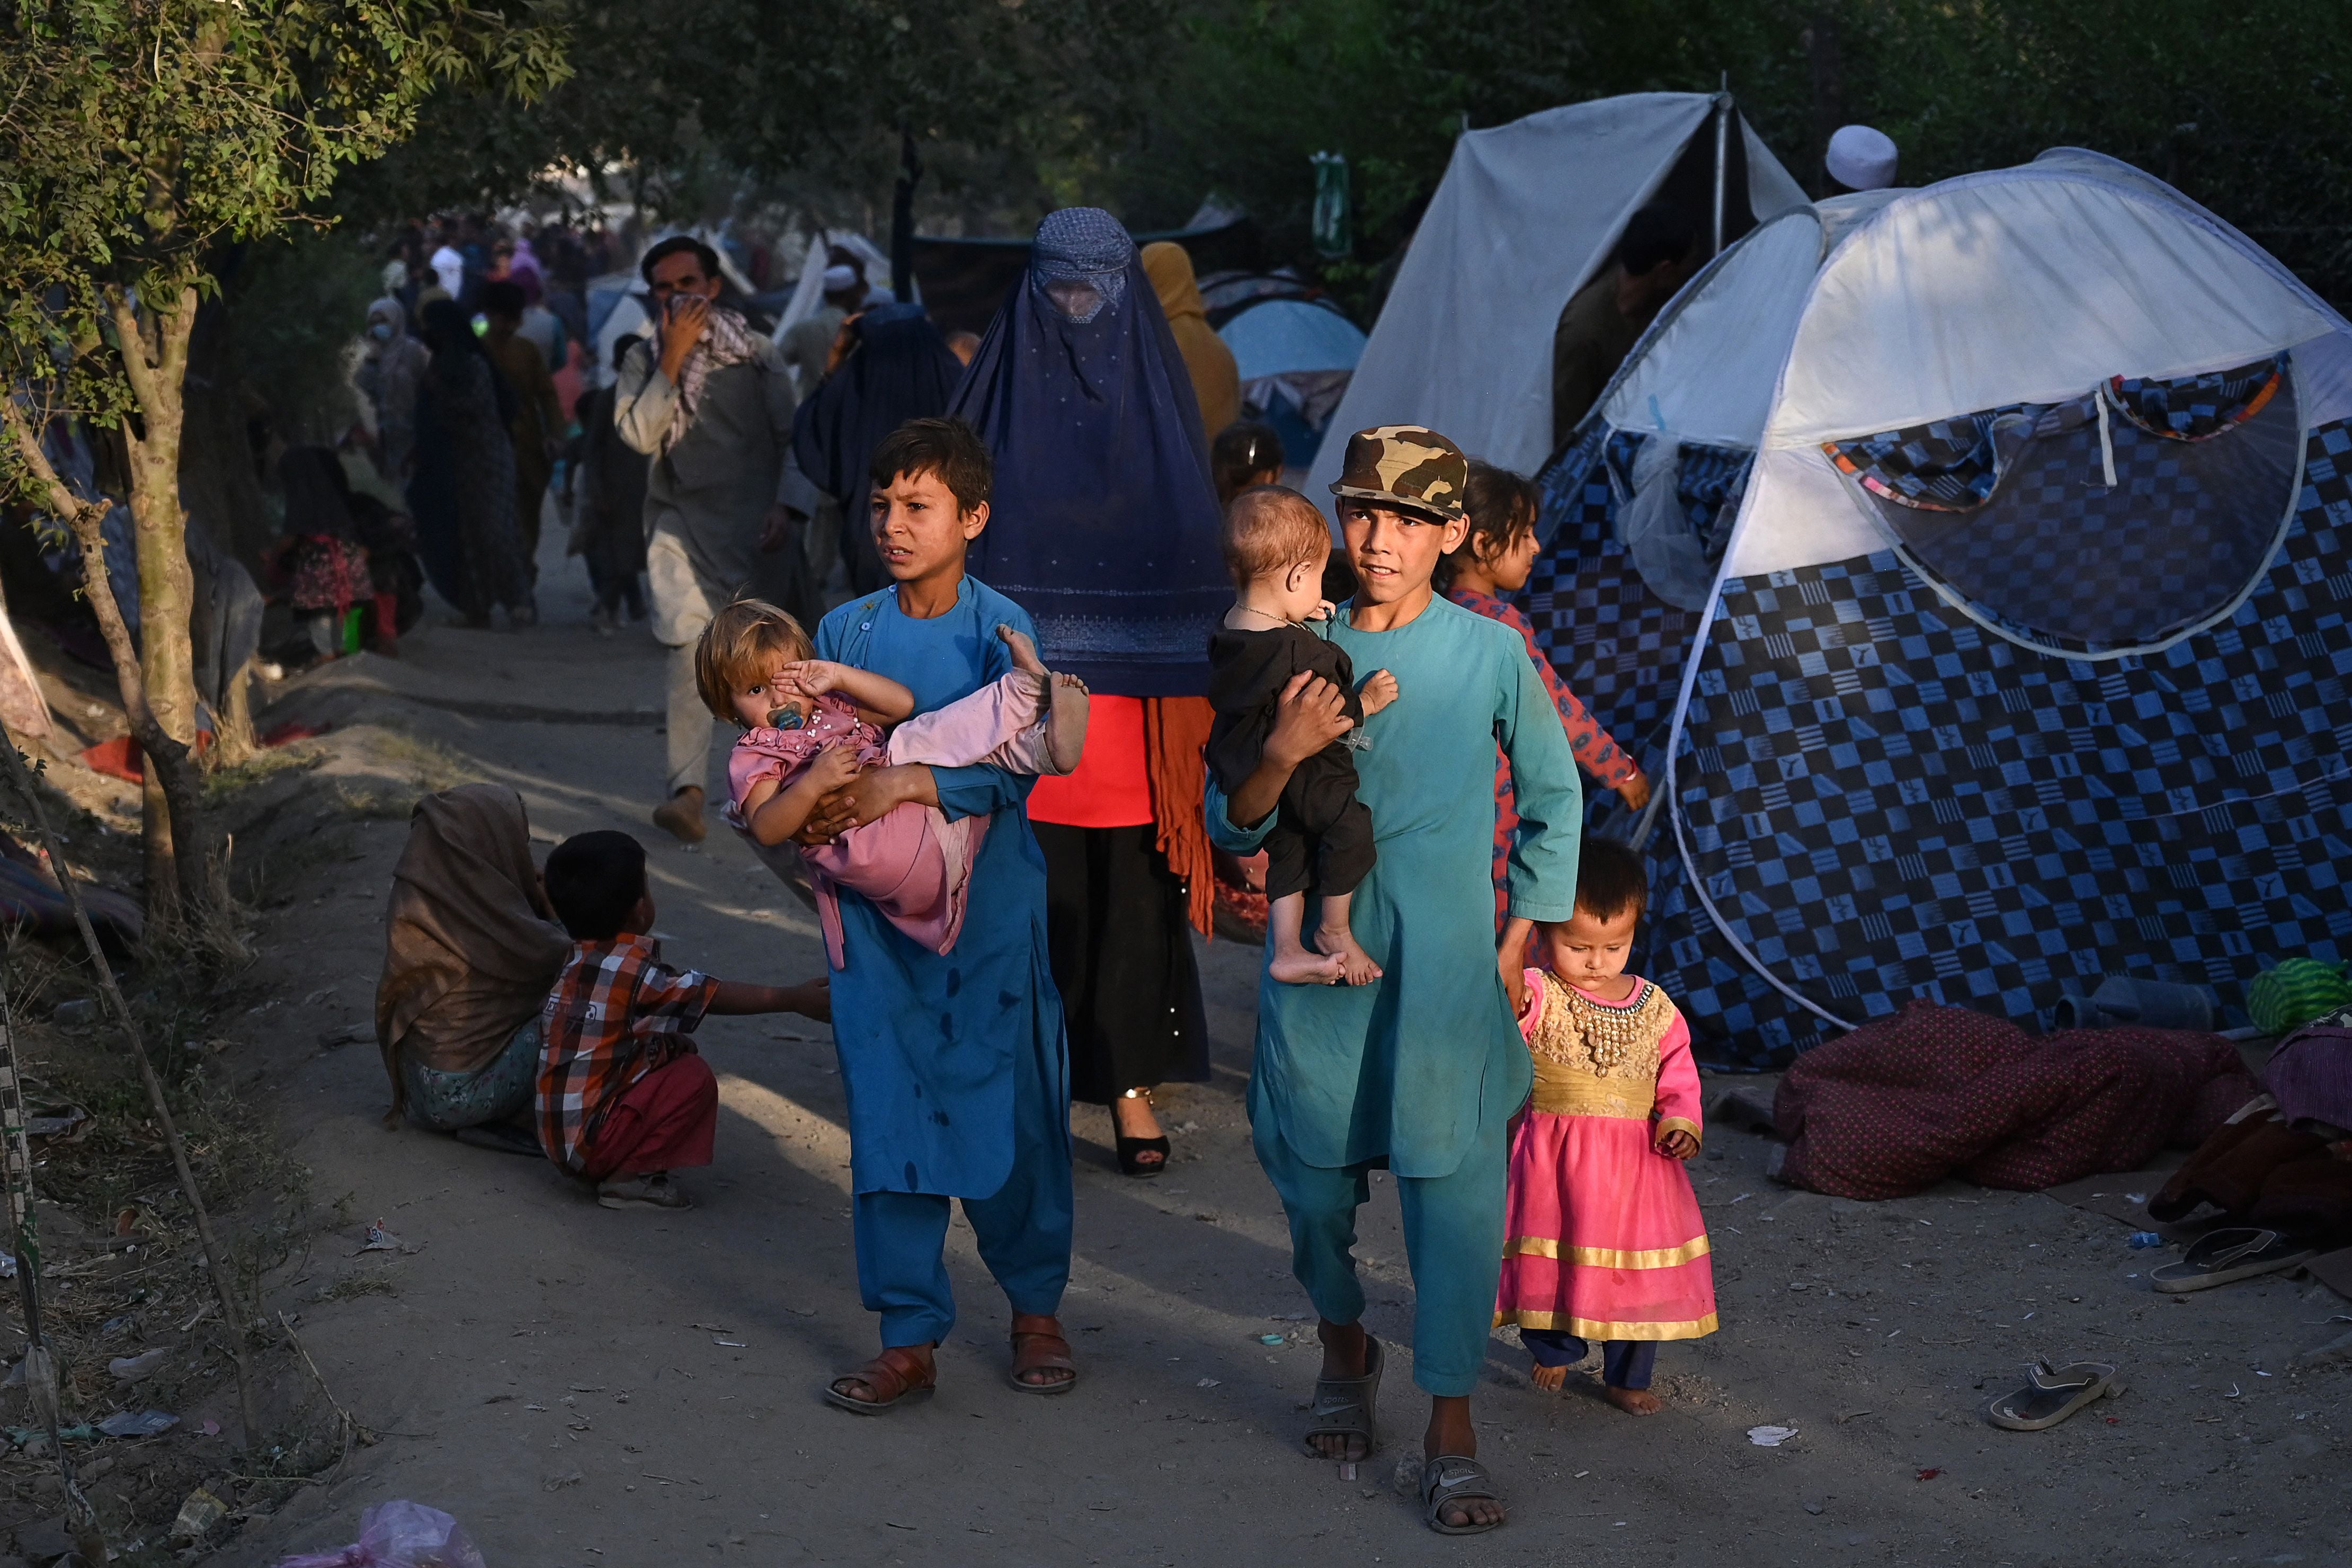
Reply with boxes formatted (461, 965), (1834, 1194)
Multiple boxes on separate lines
(1493, 835), (1715, 1413)
(536, 830), (828, 1210)
(1439, 459), (1649, 936)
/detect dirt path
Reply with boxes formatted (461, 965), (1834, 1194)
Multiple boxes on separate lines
(208, 546), (2351, 1567)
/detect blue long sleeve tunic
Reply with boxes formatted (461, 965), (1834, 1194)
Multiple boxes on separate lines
(1208, 594), (1583, 1178)
(816, 576), (1069, 1197)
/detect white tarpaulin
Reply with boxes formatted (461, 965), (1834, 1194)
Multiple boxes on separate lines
(1599, 207), (1825, 451)
(1306, 93), (1808, 506)
(1725, 163), (2346, 579)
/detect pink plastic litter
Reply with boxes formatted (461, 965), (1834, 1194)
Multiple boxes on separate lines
(274, 1500), (485, 1568)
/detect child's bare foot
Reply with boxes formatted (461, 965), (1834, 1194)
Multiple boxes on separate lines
(1315, 923), (1383, 986)
(1270, 942), (1346, 985)
(1530, 1362), (1567, 1392)
(1603, 1384), (1663, 1416)
(1045, 671), (1089, 773)
(998, 624), (1047, 676)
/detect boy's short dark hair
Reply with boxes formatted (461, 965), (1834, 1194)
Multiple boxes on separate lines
(543, 831), (649, 941)
(639, 234), (722, 286)
(481, 279), (527, 320)
(870, 416), (992, 514)
(1615, 203), (1696, 278)
(1574, 836), (1649, 924)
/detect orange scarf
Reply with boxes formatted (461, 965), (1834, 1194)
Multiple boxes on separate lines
(1143, 696), (1216, 938)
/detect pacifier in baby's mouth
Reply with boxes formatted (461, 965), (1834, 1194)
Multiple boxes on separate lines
(766, 705), (804, 730)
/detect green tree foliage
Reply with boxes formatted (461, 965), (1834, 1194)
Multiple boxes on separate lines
(352, 0), (1178, 226)
(1106, 0), (2352, 308)
(0, 0), (565, 926)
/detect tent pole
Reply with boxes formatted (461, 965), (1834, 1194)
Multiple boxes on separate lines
(1711, 88), (1731, 257)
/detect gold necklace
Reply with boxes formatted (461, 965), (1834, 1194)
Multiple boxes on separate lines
(1556, 981), (1659, 1079)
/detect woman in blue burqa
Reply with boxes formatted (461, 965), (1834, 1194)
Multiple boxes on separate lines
(792, 301), (964, 595)
(950, 208), (1230, 1176)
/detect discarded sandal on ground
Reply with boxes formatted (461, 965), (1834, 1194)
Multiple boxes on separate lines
(824, 1345), (937, 1414)
(1420, 1452), (1505, 1535)
(1301, 1334), (1383, 1459)
(1984, 1360), (2125, 1430)
(1008, 1313), (1078, 1394)
(2151, 1227), (2315, 1294)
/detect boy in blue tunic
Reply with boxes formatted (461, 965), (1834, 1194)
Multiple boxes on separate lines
(1208, 426), (1582, 1533)
(795, 417), (1079, 1412)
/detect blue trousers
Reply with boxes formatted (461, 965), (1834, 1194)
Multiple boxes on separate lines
(1250, 1074), (1508, 1398)
(1522, 1331), (1658, 1390)
(852, 1024), (1073, 1349)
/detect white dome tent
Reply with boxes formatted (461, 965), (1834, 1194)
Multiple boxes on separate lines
(1305, 92), (1810, 514)
(1632, 150), (2352, 1063)
(1520, 192), (1901, 822)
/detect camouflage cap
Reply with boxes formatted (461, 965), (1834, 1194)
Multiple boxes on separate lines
(1328, 424), (1468, 522)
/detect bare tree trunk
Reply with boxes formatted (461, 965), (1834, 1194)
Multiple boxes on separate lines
(1, 299), (224, 932)
(106, 286), (228, 929)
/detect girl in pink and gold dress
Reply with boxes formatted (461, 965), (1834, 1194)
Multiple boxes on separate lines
(1495, 837), (1716, 1415)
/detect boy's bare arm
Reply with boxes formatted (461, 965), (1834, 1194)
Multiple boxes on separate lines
(747, 747), (864, 845)
(707, 976), (830, 1021)
(1228, 672), (1353, 827)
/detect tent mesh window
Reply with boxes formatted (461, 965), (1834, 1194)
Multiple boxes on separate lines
(1823, 360), (2302, 653)
(1521, 429), (1749, 792)
(1654, 415), (2352, 1068)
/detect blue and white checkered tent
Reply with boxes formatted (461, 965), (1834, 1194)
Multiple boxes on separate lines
(1639, 148), (2352, 1066)
(1524, 191), (1902, 823)
(1306, 93), (1810, 516)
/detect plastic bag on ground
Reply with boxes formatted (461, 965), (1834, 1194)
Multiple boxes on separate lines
(274, 1500), (485, 1567)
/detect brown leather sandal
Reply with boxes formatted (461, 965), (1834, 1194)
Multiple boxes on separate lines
(823, 1344), (937, 1415)
(1007, 1313), (1078, 1395)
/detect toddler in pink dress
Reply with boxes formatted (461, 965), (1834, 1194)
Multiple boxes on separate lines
(695, 598), (1087, 968)
(1494, 837), (1716, 1415)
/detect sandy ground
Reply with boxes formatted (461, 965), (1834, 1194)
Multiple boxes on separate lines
(183, 538), (2352, 1568)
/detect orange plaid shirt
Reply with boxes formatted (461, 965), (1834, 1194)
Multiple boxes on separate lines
(537, 935), (718, 1173)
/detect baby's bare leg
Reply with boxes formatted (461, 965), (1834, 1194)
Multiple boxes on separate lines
(1312, 891), (1383, 986)
(1045, 673), (1089, 774)
(997, 626), (1089, 774)
(1267, 893), (1344, 985)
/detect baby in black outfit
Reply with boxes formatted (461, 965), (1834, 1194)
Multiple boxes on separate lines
(1206, 486), (1397, 985)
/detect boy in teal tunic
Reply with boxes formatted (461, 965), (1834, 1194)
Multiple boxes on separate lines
(795, 418), (1080, 1412)
(1207, 427), (1581, 1533)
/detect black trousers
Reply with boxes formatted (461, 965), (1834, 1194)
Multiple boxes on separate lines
(1261, 744), (1375, 903)
(1034, 822), (1210, 1106)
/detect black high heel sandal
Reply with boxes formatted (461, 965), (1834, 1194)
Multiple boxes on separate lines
(1114, 1089), (1169, 1178)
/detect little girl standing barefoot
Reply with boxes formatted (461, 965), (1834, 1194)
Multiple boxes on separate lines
(1494, 838), (1716, 1414)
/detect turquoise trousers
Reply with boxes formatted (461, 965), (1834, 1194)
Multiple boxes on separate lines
(1250, 1071), (1508, 1398)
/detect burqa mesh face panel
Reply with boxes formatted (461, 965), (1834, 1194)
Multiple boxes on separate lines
(1649, 416), (2352, 1068)
(1825, 360), (2301, 653)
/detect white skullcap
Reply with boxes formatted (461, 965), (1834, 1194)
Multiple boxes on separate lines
(1825, 125), (1898, 192)
(822, 263), (859, 292)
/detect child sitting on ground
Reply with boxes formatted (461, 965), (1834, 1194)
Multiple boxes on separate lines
(537, 830), (829, 1211)
(699, 597), (1089, 968)
(1205, 486), (1396, 985)
(1494, 837), (1716, 1413)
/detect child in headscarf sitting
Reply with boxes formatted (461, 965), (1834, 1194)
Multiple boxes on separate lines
(698, 594), (1090, 968)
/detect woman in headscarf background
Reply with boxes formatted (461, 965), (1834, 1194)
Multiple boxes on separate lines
(376, 784), (573, 1150)
(407, 298), (537, 628)
(355, 297), (430, 485)
(952, 208), (1227, 1177)
(792, 301), (964, 595)
(569, 334), (653, 629)
(1142, 242), (1241, 439)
